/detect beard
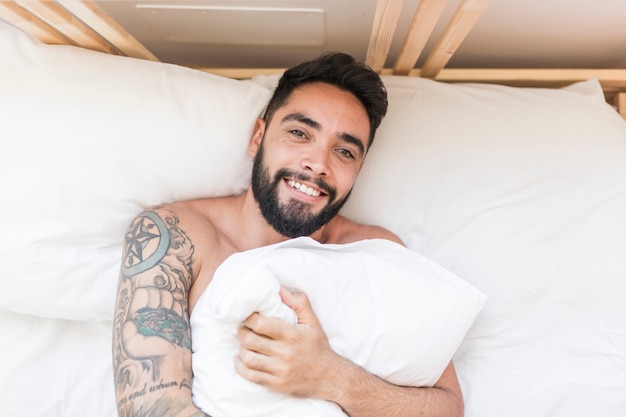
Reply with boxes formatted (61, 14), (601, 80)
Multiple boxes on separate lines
(251, 144), (351, 238)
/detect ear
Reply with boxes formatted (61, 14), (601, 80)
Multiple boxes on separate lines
(248, 118), (266, 158)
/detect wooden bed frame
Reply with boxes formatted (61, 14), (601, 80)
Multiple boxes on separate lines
(3, 0), (626, 119)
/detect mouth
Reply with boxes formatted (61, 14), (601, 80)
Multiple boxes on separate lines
(286, 178), (327, 197)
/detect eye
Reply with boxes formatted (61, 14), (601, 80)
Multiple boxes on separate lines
(337, 148), (355, 160)
(289, 129), (307, 139)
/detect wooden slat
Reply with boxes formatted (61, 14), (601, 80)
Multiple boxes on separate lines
(393, 0), (448, 75)
(377, 67), (626, 94)
(423, 68), (626, 90)
(617, 93), (626, 121)
(420, 0), (490, 78)
(365, 0), (405, 73)
(0, 1), (70, 44)
(56, 0), (159, 61)
(18, 0), (117, 54)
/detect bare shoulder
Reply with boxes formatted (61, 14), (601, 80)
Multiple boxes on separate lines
(128, 199), (226, 278)
(148, 199), (215, 228)
(144, 198), (226, 244)
(325, 215), (404, 246)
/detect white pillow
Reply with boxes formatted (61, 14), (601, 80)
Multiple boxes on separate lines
(0, 20), (271, 320)
(190, 237), (485, 417)
(336, 76), (626, 417)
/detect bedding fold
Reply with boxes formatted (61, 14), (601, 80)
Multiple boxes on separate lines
(190, 237), (485, 417)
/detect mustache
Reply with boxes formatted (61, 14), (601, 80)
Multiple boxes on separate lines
(275, 168), (335, 197)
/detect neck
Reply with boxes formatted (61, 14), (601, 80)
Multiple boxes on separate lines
(237, 188), (329, 248)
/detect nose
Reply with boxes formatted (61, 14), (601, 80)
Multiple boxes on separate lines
(300, 146), (331, 176)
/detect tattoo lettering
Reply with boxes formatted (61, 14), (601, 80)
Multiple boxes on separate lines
(115, 378), (206, 417)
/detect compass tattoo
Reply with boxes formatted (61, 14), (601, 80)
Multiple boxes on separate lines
(123, 210), (171, 277)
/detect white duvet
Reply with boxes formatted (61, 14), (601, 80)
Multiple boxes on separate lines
(190, 237), (485, 417)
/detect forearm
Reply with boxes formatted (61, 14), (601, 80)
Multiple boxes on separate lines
(325, 358), (463, 417)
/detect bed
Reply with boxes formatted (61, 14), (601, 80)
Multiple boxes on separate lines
(1, 1), (625, 416)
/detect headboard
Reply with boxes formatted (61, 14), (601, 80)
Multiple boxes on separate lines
(1, 0), (626, 119)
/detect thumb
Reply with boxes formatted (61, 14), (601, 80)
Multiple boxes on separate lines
(279, 286), (321, 328)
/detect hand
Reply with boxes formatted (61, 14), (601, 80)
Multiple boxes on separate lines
(234, 286), (346, 399)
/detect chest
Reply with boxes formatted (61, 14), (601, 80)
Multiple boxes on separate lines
(188, 247), (235, 314)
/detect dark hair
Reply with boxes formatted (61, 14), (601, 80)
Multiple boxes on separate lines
(263, 52), (388, 147)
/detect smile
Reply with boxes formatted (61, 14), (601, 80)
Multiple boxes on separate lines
(287, 179), (323, 197)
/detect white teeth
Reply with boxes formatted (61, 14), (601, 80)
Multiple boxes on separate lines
(287, 179), (321, 197)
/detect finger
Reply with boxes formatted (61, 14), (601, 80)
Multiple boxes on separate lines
(279, 286), (322, 328)
(235, 354), (260, 382)
(242, 311), (295, 342)
(234, 354), (275, 387)
(237, 344), (271, 371)
(237, 323), (272, 354)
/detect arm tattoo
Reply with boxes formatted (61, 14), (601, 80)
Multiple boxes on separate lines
(122, 210), (171, 276)
(113, 207), (198, 414)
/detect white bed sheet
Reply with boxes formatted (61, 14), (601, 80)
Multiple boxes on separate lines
(0, 309), (115, 417)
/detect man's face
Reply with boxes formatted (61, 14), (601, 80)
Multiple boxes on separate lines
(249, 82), (371, 238)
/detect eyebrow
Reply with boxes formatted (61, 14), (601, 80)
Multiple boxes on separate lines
(339, 132), (366, 158)
(280, 112), (366, 157)
(281, 112), (320, 130)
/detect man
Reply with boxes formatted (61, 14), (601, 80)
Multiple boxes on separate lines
(112, 52), (463, 417)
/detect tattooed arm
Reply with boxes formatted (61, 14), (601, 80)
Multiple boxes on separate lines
(112, 207), (209, 417)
